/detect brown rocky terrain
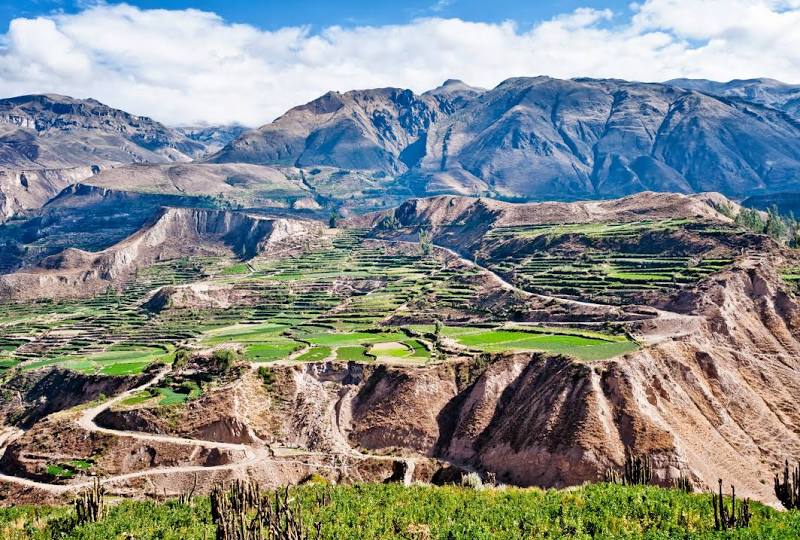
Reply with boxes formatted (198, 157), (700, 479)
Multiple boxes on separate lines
(0, 94), (225, 221)
(0, 207), (323, 300)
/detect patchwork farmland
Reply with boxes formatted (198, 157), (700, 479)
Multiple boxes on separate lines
(0, 228), (642, 382)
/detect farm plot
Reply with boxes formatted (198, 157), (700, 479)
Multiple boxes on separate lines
(415, 325), (638, 361)
(20, 345), (171, 375)
(485, 220), (736, 305)
(783, 267), (800, 292)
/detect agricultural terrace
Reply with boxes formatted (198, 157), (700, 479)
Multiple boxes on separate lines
(484, 219), (736, 305)
(783, 266), (800, 292)
(0, 230), (638, 383)
(411, 324), (638, 361)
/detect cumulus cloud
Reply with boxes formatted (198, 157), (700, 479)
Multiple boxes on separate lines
(0, 0), (799, 126)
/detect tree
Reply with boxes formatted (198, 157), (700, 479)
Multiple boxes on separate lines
(735, 208), (766, 234)
(418, 228), (433, 256)
(329, 209), (341, 228)
(376, 214), (401, 231)
(765, 205), (789, 242)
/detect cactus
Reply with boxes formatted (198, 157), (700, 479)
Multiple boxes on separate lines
(177, 473), (199, 507)
(210, 479), (327, 540)
(774, 460), (800, 510)
(604, 450), (652, 486)
(623, 451), (652, 486)
(712, 479), (751, 531)
(673, 473), (693, 493)
(75, 477), (105, 525)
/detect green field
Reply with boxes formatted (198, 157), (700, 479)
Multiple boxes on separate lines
(295, 346), (333, 362)
(332, 345), (372, 361)
(453, 328), (637, 360)
(2, 482), (797, 540)
(484, 220), (737, 305)
(20, 345), (171, 376)
(409, 324), (637, 361)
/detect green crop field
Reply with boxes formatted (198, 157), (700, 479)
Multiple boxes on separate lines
(335, 345), (374, 362)
(3, 482), (798, 540)
(295, 346), (333, 362)
(484, 220), (737, 305)
(447, 327), (638, 360)
(245, 341), (303, 362)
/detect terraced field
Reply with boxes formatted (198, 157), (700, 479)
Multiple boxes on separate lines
(0, 230), (643, 377)
(783, 267), (800, 292)
(484, 220), (736, 304)
(411, 324), (638, 361)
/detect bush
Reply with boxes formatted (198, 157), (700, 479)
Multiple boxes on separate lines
(173, 348), (192, 368)
(211, 348), (239, 371)
(257, 366), (275, 387)
(461, 472), (484, 490)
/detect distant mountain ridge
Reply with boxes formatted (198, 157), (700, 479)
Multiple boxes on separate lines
(666, 78), (800, 121)
(207, 80), (485, 174)
(0, 94), (209, 167)
(4, 78), (800, 222)
(212, 76), (800, 201)
(0, 94), (238, 220)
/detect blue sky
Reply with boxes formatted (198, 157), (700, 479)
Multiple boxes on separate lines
(0, 1), (798, 126)
(1, 0), (631, 32)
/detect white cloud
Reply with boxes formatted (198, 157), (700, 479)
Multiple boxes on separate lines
(0, 1), (799, 126)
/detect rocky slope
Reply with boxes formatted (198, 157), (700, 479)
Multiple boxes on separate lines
(0, 166), (95, 222)
(350, 191), (737, 250)
(84, 257), (800, 503)
(0, 94), (206, 167)
(0, 94), (216, 220)
(416, 77), (800, 199)
(668, 78), (800, 121)
(0, 207), (323, 300)
(176, 125), (249, 156)
(324, 260), (800, 502)
(208, 80), (484, 174)
(214, 77), (800, 200)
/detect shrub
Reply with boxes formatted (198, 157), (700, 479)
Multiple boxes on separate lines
(257, 366), (275, 388)
(461, 472), (484, 490)
(211, 348), (239, 372)
(173, 348), (192, 368)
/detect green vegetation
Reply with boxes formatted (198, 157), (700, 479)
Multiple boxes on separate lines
(507, 218), (694, 239)
(483, 219), (747, 304)
(210, 348), (240, 370)
(219, 262), (251, 275)
(295, 346), (332, 362)
(736, 205), (800, 246)
(257, 366), (275, 387)
(335, 345), (374, 362)
(0, 223), (735, 376)
(245, 341), (302, 362)
(155, 385), (196, 406)
(4, 483), (800, 539)
(783, 267), (800, 292)
(439, 326), (638, 361)
(45, 464), (75, 479)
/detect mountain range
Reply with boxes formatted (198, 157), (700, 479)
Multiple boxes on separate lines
(3, 76), (800, 221)
(210, 77), (800, 201)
